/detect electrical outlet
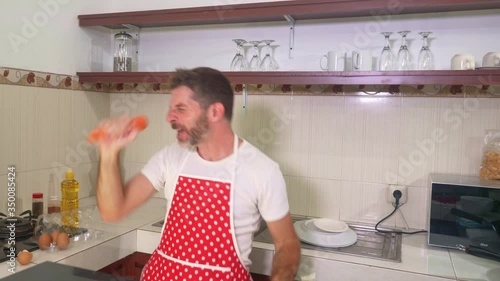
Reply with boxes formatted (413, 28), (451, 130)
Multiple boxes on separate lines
(387, 185), (408, 204)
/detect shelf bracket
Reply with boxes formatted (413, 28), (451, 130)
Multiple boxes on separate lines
(283, 15), (295, 59)
(243, 84), (248, 112)
(122, 24), (141, 71)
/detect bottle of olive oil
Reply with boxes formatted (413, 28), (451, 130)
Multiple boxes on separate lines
(61, 168), (79, 227)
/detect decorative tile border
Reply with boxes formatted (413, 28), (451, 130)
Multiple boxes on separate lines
(1, 66), (500, 97)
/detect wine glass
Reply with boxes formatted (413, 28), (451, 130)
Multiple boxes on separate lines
(396, 31), (411, 70)
(260, 40), (278, 71)
(379, 32), (394, 71)
(248, 41), (262, 71)
(230, 39), (248, 71)
(417, 32), (433, 70)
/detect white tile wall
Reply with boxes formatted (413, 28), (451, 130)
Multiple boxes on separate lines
(434, 98), (465, 175)
(460, 98), (500, 176)
(0, 85), (109, 214)
(4, 86), (500, 230)
(108, 92), (500, 230)
(342, 97), (401, 184)
(308, 96), (344, 180)
(397, 98), (439, 187)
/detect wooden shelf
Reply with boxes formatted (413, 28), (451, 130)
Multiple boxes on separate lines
(76, 70), (500, 85)
(78, 0), (500, 29)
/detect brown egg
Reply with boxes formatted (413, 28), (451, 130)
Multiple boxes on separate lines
(51, 231), (60, 246)
(37, 233), (52, 250)
(56, 232), (70, 250)
(17, 250), (33, 265)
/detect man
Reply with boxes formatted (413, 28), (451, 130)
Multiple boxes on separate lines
(95, 67), (300, 281)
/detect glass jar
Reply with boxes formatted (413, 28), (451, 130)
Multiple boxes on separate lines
(113, 31), (133, 72)
(32, 193), (44, 219)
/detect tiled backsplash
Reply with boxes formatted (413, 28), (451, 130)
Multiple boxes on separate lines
(115, 93), (500, 231)
(0, 68), (110, 215)
(2, 66), (500, 232)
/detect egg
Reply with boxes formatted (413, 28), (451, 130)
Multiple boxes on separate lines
(17, 250), (33, 265)
(37, 233), (52, 250)
(56, 232), (70, 250)
(51, 231), (60, 246)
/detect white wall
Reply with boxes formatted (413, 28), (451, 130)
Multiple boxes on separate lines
(2, 1), (499, 74)
(0, 0), (288, 75)
(0, 0), (113, 74)
(135, 9), (500, 72)
(110, 0), (288, 12)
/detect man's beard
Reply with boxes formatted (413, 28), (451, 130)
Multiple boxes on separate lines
(172, 112), (209, 147)
(189, 113), (209, 146)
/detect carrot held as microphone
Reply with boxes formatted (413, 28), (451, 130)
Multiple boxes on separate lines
(87, 115), (149, 143)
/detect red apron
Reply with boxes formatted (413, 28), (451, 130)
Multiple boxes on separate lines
(141, 135), (251, 281)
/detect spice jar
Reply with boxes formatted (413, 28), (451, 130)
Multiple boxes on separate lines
(32, 193), (44, 219)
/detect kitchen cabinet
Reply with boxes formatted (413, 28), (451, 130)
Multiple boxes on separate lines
(77, 0), (500, 86)
(98, 251), (151, 281)
(97, 252), (271, 281)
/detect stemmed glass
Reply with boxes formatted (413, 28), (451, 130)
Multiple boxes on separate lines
(248, 41), (262, 71)
(230, 39), (248, 71)
(379, 32), (394, 71)
(417, 32), (433, 70)
(260, 40), (278, 71)
(396, 31), (411, 70)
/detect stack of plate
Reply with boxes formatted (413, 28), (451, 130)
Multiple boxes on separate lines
(294, 218), (357, 248)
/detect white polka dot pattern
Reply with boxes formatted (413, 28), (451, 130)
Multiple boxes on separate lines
(141, 176), (251, 281)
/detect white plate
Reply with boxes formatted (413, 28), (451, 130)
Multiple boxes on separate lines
(294, 220), (357, 248)
(312, 218), (348, 233)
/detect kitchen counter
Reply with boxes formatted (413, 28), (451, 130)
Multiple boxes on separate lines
(1, 197), (499, 280)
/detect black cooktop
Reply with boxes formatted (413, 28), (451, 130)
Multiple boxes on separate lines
(1, 261), (135, 281)
(0, 237), (39, 263)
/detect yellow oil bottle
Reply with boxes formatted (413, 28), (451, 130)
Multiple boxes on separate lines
(61, 168), (79, 227)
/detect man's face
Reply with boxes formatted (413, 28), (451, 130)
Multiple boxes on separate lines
(166, 86), (209, 146)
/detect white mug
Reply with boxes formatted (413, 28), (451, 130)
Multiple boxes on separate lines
(482, 52), (500, 67)
(320, 51), (346, 71)
(451, 54), (475, 70)
(352, 50), (372, 71)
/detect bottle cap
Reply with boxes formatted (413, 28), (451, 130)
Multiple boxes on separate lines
(32, 193), (43, 199)
(65, 168), (74, 179)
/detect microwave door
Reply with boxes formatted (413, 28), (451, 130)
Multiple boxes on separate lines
(450, 208), (500, 236)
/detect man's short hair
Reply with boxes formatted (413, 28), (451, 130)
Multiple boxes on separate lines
(169, 67), (234, 121)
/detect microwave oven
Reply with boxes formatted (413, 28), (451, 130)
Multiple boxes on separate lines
(428, 173), (500, 260)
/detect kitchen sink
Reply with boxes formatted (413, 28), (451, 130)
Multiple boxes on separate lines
(255, 216), (402, 263)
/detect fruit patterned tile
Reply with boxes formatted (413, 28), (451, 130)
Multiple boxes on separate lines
(233, 84), (289, 95)
(0, 67), (37, 87)
(79, 81), (106, 92)
(108, 82), (170, 94)
(37, 72), (73, 89)
(464, 85), (500, 98)
(72, 75), (83, 91)
(400, 85), (465, 97)
(292, 85), (342, 96)
(343, 85), (399, 97)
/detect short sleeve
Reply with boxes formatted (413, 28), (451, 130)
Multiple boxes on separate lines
(257, 165), (289, 222)
(141, 149), (167, 191)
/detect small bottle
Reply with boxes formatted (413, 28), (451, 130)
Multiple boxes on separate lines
(61, 168), (79, 227)
(32, 193), (44, 219)
(48, 173), (60, 214)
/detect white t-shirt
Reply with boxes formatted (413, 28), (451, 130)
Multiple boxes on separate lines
(141, 140), (289, 268)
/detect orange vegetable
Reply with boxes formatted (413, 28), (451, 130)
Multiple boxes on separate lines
(87, 115), (148, 143)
